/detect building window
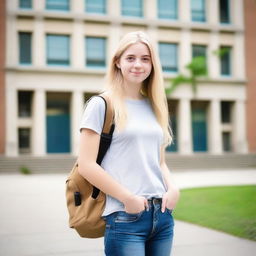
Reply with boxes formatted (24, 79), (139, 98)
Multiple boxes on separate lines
(219, 0), (230, 24)
(85, 0), (106, 14)
(19, 0), (32, 9)
(86, 37), (106, 68)
(18, 91), (33, 117)
(121, 0), (143, 17)
(47, 35), (70, 66)
(19, 32), (32, 65)
(18, 128), (31, 154)
(191, 0), (206, 22)
(222, 132), (231, 152)
(159, 43), (178, 73)
(192, 44), (206, 58)
(158, 0), (178, 20)
(221, 101), (232, 123)
(46, 0), (70, 11)
(220, 46), (231, 76)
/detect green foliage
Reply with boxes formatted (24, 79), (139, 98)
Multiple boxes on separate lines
(20, 166), (32, 175)
(173, 185), (256, 241)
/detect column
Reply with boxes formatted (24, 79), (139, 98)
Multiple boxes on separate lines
(108, 25), (121, 60)
(180, 29), (191, 76)
(71, 91), (84, 156)
(145, 0), (157, 19)
(33, 18), (45, 67)
(34, 0), (44, 10)
(72, 0), (84, 13)
(232, 0), (244, 29)
(232, 100), (248, 153)
(208, 0), (219, 25)
(72, 20), (84, 69)
(178, 98), (192, 154)
(6, 88), (18, 156)
(108, 0), (121, 17)
(179, 0), (190, 23)
(208, 99), (222, 154)
(209, 31), (220, 79)
(233, 32), (245, 80)
(32, 89), (46, 155)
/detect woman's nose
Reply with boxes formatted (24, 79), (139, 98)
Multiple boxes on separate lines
(134, 59), (142, 67)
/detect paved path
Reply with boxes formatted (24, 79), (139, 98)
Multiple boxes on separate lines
(0, 170), (255, 256)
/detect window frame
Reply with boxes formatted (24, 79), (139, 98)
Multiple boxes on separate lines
(46, 34), (70, 66)
(159, 42), (178, 73)
(85, 36), (107, 68)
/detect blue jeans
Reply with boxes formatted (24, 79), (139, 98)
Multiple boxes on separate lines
(104, 198), (174, 256)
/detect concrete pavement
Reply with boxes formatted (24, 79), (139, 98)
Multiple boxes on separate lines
(0, 169), (255, 256)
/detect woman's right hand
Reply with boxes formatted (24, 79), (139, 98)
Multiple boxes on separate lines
(123, 194), (149, 214)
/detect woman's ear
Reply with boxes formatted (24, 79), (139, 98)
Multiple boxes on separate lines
(115, 60), (120, 69)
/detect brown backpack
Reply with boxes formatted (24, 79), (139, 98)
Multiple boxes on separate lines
(66, 95), (114, 238)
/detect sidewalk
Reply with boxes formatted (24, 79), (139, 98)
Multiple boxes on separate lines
(0, 169), (255, 256)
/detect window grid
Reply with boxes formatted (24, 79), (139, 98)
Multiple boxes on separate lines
(86, 37), (106, 68)
(191, 0), (206, 22)
(19, 32), (32, 65)
(220, 0), (230, 24)
(121, 0), (143, 17)
(19, 0), (32, 9)
(46, 34), (70, 66)
(220, 46), (231, 76)
(158, 0), (178, 20)
(85, 0), (106, 14)
(46, 0), (70, 11)
(159, 43), (178, 73)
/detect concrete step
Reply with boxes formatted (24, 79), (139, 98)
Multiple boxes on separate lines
(0, 154), (255, 174)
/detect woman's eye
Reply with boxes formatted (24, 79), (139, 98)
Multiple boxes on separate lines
(142, 57), (150, 62)
(126, 56), (135, 61)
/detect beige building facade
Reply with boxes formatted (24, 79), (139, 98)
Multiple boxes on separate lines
(5, 0), (248, 156)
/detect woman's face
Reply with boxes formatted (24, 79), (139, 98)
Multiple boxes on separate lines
(117, 42), (152, 87)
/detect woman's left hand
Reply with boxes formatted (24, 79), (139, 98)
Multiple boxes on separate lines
(161, 188), (180, 213)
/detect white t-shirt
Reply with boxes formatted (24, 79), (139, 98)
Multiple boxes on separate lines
(80, 96), (167, 216)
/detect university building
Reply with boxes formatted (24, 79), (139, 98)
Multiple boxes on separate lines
(4, 0), (248, 156)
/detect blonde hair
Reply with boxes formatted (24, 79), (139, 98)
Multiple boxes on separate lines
(104, 31), (172, 146)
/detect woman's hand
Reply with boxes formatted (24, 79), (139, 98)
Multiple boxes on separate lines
(123, 194), (149, 214)
(161, 187), (180, 213)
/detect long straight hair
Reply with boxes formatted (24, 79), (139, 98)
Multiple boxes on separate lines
(104, 31), (172, 146)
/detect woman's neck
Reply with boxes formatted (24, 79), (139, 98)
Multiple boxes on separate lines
(123, 82), (144, 100)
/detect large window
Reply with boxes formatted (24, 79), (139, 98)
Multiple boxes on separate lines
(192, 45), (206, 58)
(47, 35), (70, 66)
(121, 0), (143, 17)
(158, 0), (178, 20)
(46, 0), (70, 11)
(19, 0), (32, 9)
(85, 0), (106, 14)
(191, 0), (206, 22)
(220, 46), (231, 76)
(159, 43), (178, 73)
(86, 37), (106, 68)
(19, 32), (32, 65)
(18, 91), (33, 117)
(219, 0), (230, 24)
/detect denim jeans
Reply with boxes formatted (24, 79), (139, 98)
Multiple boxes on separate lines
(104, 198), (174, 256)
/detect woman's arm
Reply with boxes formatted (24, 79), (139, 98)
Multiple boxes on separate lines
(78, 128), (148, 213)
(160, 145), (180, 212)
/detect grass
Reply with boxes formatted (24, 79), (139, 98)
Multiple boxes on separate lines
(173, 185), (256, 241)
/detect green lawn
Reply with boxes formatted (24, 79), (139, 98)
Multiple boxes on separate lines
(173, 185), (256, 241)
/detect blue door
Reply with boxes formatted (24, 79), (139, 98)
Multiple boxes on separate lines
(47, 113), (70, 153)
(192, 108), (207, 152)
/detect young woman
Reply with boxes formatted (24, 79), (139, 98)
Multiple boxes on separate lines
(78, 31), (180, 256)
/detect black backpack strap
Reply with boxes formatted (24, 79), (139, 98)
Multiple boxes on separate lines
(92, 94), (115, 199)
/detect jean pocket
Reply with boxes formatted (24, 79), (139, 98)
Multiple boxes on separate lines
(114, 211), (144, 223)
(166, 208), (173, 215)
